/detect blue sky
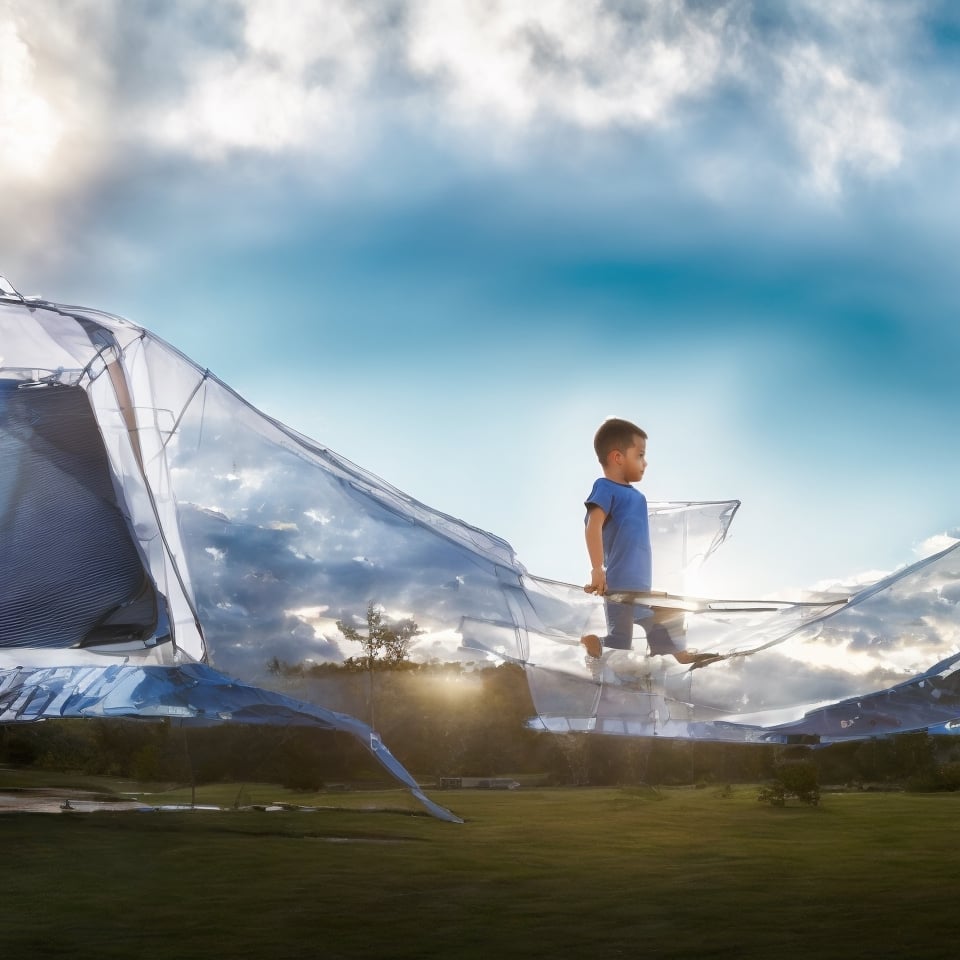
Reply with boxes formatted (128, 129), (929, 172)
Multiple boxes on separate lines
(3, 0), (960, 595)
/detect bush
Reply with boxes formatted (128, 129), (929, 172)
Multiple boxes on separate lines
(758, 759), (820, 806)
(905, 760), (960, 793)
(937, 761), (960, 791)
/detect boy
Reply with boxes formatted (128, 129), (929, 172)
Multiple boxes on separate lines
(580, 418), (706, 665)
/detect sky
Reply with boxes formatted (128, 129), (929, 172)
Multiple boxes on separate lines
(2, 0), (960, 598)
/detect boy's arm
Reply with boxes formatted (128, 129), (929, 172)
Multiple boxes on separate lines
(584, 505), (607, 595)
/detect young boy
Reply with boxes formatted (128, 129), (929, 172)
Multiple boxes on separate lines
(580, 418), (705, 665)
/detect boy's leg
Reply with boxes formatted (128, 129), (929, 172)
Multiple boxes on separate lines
(604, 600), (635, 649)
(581, 599), (634, 658)
(637, 607), (721, 665)
(635, 606), (681, 657)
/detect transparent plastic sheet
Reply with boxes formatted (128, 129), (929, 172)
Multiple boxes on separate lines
(2, 289), (960, 786)
(1, 297), (466, 818)
(515, 542), (960, 741)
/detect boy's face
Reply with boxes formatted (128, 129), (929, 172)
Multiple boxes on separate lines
(612, 435), (647, 483)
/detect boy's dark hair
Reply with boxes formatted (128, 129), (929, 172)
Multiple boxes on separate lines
(594, 418), (647, 465)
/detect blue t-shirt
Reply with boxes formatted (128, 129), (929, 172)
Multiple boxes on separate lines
(585, 477), (652, 591)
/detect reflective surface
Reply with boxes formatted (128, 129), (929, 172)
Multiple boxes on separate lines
(2, 289), (959, 769)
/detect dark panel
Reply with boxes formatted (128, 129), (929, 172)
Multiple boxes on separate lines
(0, 380), (158, 648)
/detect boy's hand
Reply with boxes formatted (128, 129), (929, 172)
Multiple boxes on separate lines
(584, 567), (607, 596)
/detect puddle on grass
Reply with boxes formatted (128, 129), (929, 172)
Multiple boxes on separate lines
(0, 789), (153, 814)
(0, 791), (428, 833)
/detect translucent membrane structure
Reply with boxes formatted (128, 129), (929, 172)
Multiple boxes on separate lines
(2, 278), (960, 807)
(520, 541), (960, 742)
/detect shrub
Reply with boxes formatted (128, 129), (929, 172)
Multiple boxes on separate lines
(758, 759), (820, 806)
(937, 761), (960, 791)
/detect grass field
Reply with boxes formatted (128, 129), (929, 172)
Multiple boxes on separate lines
(1, 776), (958, 959)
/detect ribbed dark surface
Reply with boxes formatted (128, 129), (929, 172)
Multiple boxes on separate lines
(0, 380), (157, 648)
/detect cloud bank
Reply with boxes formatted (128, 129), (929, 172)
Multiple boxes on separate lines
(3, 0), (950, 239)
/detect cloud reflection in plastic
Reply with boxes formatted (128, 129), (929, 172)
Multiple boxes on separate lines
(2, 287), (959, 771)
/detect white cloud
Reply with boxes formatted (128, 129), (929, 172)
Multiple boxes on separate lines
(2, 1), (921, 175)
(405, 0), (732, 130)
(914, 532), (960, 559)
(0, 0), (951, 269)
(777, 42), (902, 194)
(154, 0), (375, 158)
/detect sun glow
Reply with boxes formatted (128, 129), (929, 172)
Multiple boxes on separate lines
(0, 23), (63, 181)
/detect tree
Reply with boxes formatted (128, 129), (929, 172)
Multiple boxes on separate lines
(336, 602), (422, 728)
(336, 602), (422, 667)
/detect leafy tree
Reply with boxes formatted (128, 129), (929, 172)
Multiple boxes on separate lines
(336, 602), (422, 667)
(335, 603), (422, 728)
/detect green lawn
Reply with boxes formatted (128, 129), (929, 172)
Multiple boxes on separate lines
(1, 780), (957, 959)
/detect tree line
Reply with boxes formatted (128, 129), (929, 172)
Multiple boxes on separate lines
(4, 657), (960, 792)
